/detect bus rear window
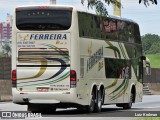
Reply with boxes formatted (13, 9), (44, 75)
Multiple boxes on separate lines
(16, 8), (72, 31)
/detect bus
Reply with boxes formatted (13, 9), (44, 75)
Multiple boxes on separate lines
(12, 5), (150, 113)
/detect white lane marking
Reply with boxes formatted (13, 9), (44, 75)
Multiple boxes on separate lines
(144, 106), (160, 109)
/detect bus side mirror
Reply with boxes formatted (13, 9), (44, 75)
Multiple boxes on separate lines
(145, 62), (151, 75)
(141, 56), (151, 75)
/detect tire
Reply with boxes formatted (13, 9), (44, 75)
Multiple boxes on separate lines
(85, 90), (96, 113)
(95, 90), (103, 112)
(28, 104), (56, 113)
(28, 104), (39, 112)
(123, 93), (133, 109)
(101, 88), (105, 105)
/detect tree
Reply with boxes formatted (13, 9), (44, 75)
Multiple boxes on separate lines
(2, 43), (11, 57)
(81, 0), (121, 16)
(146, 42), (160, 54)
(81, 0), (157, 16)
(139, 0), (157, 7)
(141, 34), (160, 54)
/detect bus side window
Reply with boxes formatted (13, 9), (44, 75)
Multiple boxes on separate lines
(105, 58), (131, 79)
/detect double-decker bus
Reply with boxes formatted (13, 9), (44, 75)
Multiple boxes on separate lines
(12, 5), (150, 113)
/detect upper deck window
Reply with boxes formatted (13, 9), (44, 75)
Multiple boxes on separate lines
(16, 8), (72, 31)
(78, 12), (141, 44)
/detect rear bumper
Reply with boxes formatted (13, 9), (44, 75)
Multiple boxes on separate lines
(12, 88), (78, 105)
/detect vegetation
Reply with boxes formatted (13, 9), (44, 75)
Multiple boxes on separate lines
(0, 52), (4, 58)
(141, 34), (160, 68)
(135, 117), (160, 120)
(81, 0), (157, 16)
(146, 54), (160, 68)
(0, 43), (11, 58)
(141, 34), (160, 54)
(139, 0), (157, 6)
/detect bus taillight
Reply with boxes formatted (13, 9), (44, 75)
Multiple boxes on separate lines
(12, 70), (17, 81)
(70, 70), (76, 88)
(12, 70), (17, 87)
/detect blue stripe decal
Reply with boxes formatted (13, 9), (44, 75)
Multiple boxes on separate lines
(45, 58), (67, 80)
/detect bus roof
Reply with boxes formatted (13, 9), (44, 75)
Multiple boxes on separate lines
(15, 5), (75, 11)
(15, 5), (138, 25)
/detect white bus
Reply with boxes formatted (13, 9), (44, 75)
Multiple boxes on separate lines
(12, 5), (149, 113)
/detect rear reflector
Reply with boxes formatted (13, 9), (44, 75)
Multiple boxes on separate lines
(70, 70), (77, 88)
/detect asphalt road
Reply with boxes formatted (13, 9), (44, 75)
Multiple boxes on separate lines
(0, 95), (160, 120)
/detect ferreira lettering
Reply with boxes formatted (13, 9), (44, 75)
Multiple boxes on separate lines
(30, 34), (67, 40)
(87, 47), (103, 72)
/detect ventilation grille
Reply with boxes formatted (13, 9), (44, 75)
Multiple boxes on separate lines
(80, 58), (84, 77)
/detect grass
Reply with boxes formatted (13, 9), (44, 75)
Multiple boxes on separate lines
(146, 54), (160, 68)
(135, 117), (160, 120)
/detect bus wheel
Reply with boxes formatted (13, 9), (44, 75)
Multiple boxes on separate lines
(123, 93), (133, 109)
(95, 90), (103, 112)
(85, 89), (96, 113)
